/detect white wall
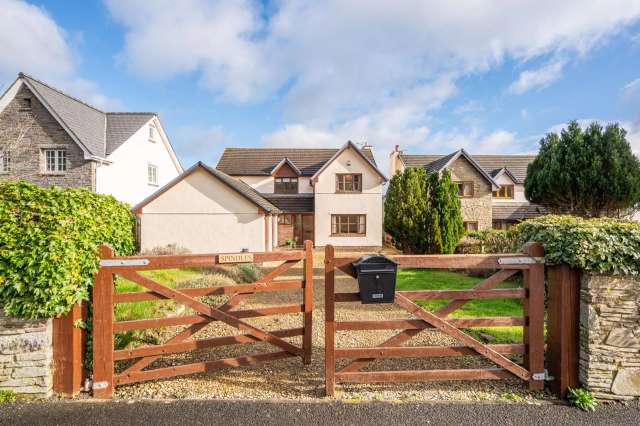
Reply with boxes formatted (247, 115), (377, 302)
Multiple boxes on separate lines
(314, 147), (384, 247)
(239, 175), (313, 193)
(138, 168), (266, 253)
(492, 174), (528, 204)
(96, 118), (181, 206)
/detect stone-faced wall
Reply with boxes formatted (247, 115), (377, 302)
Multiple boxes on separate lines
(579, 274), (640, 400)
(448, 157), (492, 229)
(0, 311), (53, 397)
(0, 85), (95, 189)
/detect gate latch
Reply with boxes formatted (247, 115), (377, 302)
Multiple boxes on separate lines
(532, 370), (553, 381)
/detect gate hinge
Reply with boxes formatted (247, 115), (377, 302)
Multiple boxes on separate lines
(92, 381), (109, 390)
(532, 370), (553, 381)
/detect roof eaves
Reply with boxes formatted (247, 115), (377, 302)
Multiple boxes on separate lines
(20, 76), (107, 160)
(310, 140), (387, 182)
(451, 149), (501, 190)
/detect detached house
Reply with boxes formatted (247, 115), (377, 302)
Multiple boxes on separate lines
(390, 146), (546, 230)
(0, 73), (182, 205)
(134, 142), (386, 253)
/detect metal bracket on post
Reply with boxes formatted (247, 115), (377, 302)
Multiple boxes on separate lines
(100, 259), (150, 267)
(532, 370), (554, 381)
(498, 257), (545, 265)
(92, 381), (109, 390)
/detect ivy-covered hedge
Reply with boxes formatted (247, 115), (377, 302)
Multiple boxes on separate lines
(517, 215), (640, 276)
(0, 181), (135, 319)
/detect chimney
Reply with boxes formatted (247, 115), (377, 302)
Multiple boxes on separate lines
(389, 144), (404, 176)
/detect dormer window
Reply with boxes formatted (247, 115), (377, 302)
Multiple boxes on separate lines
(493, 184), (514, 199)
(274, 177), (298, 194)
(149, 124), (156, 142)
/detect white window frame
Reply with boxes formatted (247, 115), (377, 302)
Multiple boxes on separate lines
(149, 124), (156, 142)
(0, 150), (9, 173)
(147, 163), (158, 186)
(43, 149), (67, 173)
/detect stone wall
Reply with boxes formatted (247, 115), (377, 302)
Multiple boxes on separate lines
(0, 311), (53, 398)
(0, 85), (95, 189)
(448, 157), (493, 229)
(579, 274), (640, 400)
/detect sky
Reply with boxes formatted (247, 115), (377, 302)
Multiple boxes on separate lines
(1, 0), (640, 172)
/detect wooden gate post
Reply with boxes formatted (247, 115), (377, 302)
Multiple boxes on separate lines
(52, 302), (87, 396)
(303, 240), (314, 365)
(522, 242), (545, 390)
(324, 244), (336, 396)
(92, 245), (115, 398)
(546, 264), (581, 398)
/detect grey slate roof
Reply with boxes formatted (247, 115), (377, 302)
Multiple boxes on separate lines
(263, 194), (314, 213)
(492, 204), (547, 220)
(217, 147), (377, 176)
(402, 152), (536, 183)
(106, 113), (156, 155)
(18, 73), (156, 159)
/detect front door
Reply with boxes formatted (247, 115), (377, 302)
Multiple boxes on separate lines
(293, 214), (314, 246)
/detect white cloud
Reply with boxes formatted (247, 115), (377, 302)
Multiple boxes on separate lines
(508, 58), (567, 94)
(454, 100), (484, 115)
(106, 0), (640, 156)
(622, 78), (640, 101)
(521, 108), (529, 119)
(0, 0), (73, 82)
(0, 0), (119, 110)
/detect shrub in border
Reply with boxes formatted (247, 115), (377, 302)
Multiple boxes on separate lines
(0, 181), (135, 319)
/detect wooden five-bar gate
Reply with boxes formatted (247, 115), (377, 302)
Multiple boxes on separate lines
(92, 241), (313, 398)
(324, 242), (546, 396)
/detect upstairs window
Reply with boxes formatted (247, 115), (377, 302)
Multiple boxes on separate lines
(456, 181), (474, 198)
(493, 184), (514, 199)
(278, 214), (293, 225)
(331, 214), (366, 235)
(149, 125), (155, 142)
(274, 177), (298, 194)
(336, 174), (362, 193)
(43, 149), (66, 173)
(0, 151), (9, 173)
(148, 164), (158, 185)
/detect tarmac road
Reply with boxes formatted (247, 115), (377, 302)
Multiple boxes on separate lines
(1, 399), (639, 426)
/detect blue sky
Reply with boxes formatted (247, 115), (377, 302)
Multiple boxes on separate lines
(1, 0), (640, 170)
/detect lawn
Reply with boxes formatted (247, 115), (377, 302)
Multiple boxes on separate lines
(395, 268), (523, 343)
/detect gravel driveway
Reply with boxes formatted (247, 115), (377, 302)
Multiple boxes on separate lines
(115, 262), (547, 402)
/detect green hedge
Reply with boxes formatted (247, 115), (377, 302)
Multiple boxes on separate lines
(0, 181), (135, 319)
(517, 215), (640, 276)
(458, 229), (519, 254)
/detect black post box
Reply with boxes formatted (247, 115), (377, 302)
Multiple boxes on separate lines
(352, 254), (398, 304)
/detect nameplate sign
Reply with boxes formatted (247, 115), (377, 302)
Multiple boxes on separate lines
(218, 253), (254, 264)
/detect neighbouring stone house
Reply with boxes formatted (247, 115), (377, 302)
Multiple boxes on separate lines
(389, 146), (546, 230)
(0, 72), (182, 205)
(134, 141), (387, 253)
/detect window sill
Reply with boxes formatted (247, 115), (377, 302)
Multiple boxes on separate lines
(335, 191), (363, 194)
(331, 233), (366, 237)
(148, 182), (159, 187)
(40, 172), (66, 176)
(148, 139), (156, 143)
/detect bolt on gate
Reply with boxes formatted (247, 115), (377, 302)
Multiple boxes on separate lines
(92, 241), (313, 398)
(324, 242), (545, 396)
